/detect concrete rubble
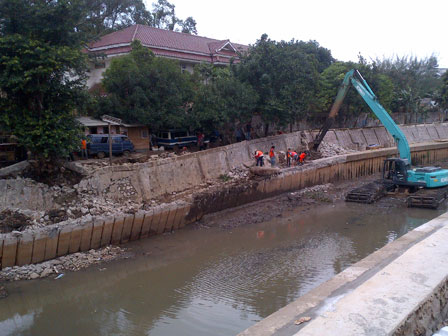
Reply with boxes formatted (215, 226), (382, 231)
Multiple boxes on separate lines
(0, 246), (126, 281)
(318, 142), (355, 157)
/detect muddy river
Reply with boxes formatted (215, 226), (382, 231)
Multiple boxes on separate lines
(0, 199), (445, 336)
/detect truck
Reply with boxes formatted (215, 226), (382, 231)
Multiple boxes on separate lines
(87, 134), (134, 158)
(313, 69), (448, 208)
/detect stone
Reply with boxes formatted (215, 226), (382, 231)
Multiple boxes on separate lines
(40, 268), (53, 277)
(29, 272), (39, 279)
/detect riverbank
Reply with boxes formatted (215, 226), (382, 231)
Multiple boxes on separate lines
(0, 172), (408, 286)
(0, 185), (442, 336)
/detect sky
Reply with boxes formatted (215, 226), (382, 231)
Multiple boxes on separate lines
(145, 0), (448, 68)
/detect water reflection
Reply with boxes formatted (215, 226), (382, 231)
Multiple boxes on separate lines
(0, 202), (443, 336)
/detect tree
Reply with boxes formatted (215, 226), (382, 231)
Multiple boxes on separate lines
(315, 61), (394, 126)
(97, 40), (195, 129)
(373, 55), (441, 118)
(82, 0), (198, 38)
(0, 0), (86, 160)
(191, 64), (257, 134)
(437, 70), (448, 112)
(151, 0), (197, 34)
(235, 34), (332, 134)
(82, 0), (153, 38)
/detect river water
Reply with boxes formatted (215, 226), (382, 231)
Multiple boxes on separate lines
(0, 201), (444, 336)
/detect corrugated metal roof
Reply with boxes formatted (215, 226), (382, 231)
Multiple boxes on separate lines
(77, 116), (109, 127)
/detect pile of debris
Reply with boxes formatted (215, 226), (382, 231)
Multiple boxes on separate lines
(318, 142), (355, 157)
(0, 246), (126, 281)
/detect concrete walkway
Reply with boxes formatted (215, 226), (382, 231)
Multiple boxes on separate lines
(239, 212), (448, 336)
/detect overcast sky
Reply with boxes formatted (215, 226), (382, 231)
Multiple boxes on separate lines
(146, 0), (448, 68)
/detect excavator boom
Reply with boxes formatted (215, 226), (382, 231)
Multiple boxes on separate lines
(313, 69), (411, 164)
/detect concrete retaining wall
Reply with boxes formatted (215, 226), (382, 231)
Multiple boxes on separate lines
(77, 123), (448, 202)
(3, 141), (448, 270)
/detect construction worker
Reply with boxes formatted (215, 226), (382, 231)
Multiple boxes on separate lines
(299, 151), (306, 165)
(254, 150), (264, 167)
(290, 151), (298, 165)
(286, 148), (292, 167)
(269, 145), (276, 167)
(81, 138), (88, 159)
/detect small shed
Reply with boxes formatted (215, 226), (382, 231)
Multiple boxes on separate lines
(77, 116), (150, 151)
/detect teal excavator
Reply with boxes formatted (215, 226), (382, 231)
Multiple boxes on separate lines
(312, 69), (448, 208)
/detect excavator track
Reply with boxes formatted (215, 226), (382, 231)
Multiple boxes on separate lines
(407, 187), (448, 209)
(345, 180), (394, 204)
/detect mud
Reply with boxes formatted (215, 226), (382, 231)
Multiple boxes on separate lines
(193, 175), (396, 231)
(0, 209), (33, 233)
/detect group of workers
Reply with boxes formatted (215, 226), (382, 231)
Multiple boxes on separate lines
(254, 146), (308, 167)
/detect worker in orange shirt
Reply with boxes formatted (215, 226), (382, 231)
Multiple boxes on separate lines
(299, 151), (306, 165)
(290, 151), (298, 165)
(81, 138), (88, 159)
(254, 150), (264, 167)
(269, 145), (276, 167)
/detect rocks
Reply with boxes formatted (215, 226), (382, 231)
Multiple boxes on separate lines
(0, 246), (126, 281)
(318, 142), (355, 157)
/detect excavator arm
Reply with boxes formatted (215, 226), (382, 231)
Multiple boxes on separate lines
(312, 69), (412, 165)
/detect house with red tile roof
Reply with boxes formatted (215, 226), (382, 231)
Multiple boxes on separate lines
(86, 24), (248, 88)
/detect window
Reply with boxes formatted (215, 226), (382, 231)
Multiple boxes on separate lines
(112, 137), (123, 144)
(173, 131), (187, 138)
(161, 132), (170, 139)
(181, 64), (187, 73)
(141, 129), (148, 138)
(100, 137), (108, 143)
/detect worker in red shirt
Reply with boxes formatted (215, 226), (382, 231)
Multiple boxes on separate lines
(299, 151), (306, 165)
(254, 150), (264, 167)
(269, 145), (276, 167)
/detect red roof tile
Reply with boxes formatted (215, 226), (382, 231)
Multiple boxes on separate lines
(88, 24), (247, 64)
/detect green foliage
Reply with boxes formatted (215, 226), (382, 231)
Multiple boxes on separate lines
(98, 40), (195, 129)
(81, 0), (153, 38)
(437, 71), (448, 110)
(0, 0), (86, 160)
(372, 55), (441, 115)
(235, 34), (333, 130)
(82, 0), (197, 39)
(191, 64), (257, 132)
(316, 61), (395, 121)
(218, 174), (231, 182)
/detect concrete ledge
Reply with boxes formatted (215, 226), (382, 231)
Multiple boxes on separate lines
(238, 214), (448, 336)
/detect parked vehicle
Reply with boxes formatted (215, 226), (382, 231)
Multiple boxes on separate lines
(154, 130), (198, 149)
(87, 134), (134, 158)
(0, 134), (21, 168)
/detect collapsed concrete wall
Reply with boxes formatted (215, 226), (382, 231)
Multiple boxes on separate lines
(0, 178), (54, 211)
(3, 123), (448, 211)
(2, 141), (448, 270)
(77, 123), (448, 202)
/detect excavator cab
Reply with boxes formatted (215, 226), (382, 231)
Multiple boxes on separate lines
(383, 158), (407, 184)
(383, 158), (426, 188)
